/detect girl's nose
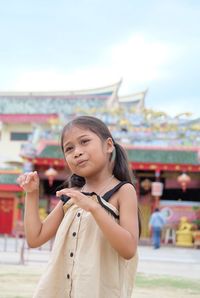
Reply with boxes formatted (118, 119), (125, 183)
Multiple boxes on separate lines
(74, 147), (83, 158)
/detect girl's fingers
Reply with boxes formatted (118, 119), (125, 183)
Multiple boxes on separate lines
(56, 189), (69, 197)
(59, 190), (74, 196)
(33, 171), (38, 180)
(24, 175), (30, 184)
(17, 171), (38, 186)
(56, 189), (79, 198)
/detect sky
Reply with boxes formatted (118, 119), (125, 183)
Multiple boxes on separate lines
(0, 0), (199, 118)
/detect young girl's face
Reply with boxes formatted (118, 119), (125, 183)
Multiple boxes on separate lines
(62, 125), (113, 177)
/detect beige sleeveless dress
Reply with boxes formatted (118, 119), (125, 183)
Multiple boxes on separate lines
(33, 184), (138, 298)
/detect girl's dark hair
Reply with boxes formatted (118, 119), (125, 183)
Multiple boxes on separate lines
(61, 115), (141, 236)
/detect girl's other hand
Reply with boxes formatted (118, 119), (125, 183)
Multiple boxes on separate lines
(17, 171), (39, 193)
(56, 189), (98, 212)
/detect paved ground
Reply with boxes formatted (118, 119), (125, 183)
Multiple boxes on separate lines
(0, 236), (200, 280)
(138, 245), (200, 280)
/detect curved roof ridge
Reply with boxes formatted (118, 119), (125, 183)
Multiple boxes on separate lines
(119, 89), (148, 102)
(119, 90), (145, 99)
(0, 80), (121, 97)
(72, 79), (121, 94)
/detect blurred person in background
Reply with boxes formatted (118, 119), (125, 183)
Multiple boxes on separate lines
(149, 208), (165, 249)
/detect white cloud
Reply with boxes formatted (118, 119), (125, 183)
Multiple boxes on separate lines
(111, 34), (172, 82)
(13, 33), (174, 93)
(13, 68), (119, 91)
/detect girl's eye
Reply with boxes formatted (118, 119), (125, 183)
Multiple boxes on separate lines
(81, 139), (90, 144)
(65, 146), (73, 153)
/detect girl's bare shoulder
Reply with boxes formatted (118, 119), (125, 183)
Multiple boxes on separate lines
(119, 182), (136, 193)
(118, 183), (137, 202)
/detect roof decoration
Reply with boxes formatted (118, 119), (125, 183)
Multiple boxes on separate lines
(0, 81), (199, 147)
(118, 89), (147, 112)
(0, 81), (121, 115)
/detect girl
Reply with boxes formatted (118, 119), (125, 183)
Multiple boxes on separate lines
(18, 116), (140, 298)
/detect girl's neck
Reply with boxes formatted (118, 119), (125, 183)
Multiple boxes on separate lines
(82, 174), (115, 196)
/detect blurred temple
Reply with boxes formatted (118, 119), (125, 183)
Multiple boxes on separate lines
(0, 81), (200, 242)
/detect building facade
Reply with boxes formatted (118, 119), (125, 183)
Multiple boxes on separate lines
(0, 82), (199, 238)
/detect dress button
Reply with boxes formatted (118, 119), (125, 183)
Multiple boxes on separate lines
(72, 232), (76, 237)
(67, 274), (70, 279)
(77, 212), (81, 217)
(70, 252), (74, 257)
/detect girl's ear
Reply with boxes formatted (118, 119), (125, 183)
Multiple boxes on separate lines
(106, 137), (115, 154)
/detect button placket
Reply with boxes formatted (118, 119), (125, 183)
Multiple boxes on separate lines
(66, 209), (82, 293)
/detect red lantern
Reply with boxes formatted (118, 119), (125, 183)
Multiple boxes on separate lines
(44, 167), (58, 186)
(177, 173), (191, 192)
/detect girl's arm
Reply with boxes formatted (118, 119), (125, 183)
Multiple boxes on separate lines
(24, 191), (64, 248)
(18, 172), (64, 248)
(91, 183), (139, 259)
(57, 183), (139, 259)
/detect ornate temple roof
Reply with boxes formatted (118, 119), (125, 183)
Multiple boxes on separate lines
(0, 80), (146, 116)
(0, 81), (120, 97)
(0, 81), (121, 115)
(0, 81), (199, 147)
(118, 89), (147, 112)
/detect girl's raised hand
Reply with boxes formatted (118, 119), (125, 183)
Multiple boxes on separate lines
(56, 189), (98, 212)
(17, 171), (39, 193)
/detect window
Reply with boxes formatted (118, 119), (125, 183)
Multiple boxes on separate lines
(10, 132), (31, 141)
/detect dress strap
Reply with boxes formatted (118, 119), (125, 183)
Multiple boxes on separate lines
(102, 181), (129, 202)
(60, 194), (71, 204)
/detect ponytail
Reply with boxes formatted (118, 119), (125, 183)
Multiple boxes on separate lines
(113, 142), (134, 185)
(113, 142), (142, 237)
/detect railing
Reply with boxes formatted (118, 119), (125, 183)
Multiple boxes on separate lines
(0, 234), (53, 264)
